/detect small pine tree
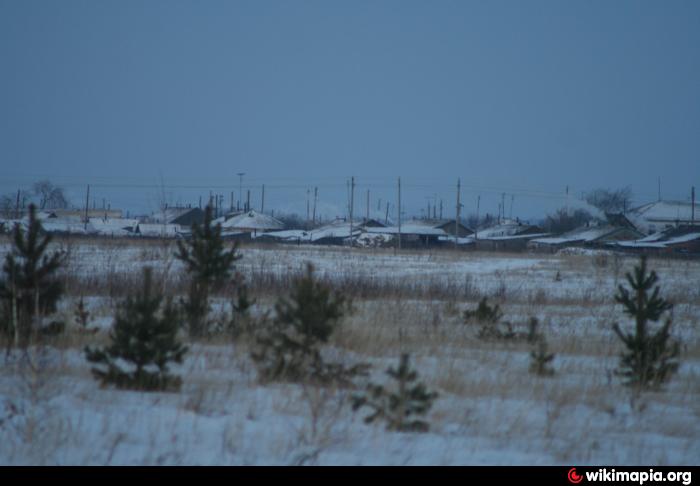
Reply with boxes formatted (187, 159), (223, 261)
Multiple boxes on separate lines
(85, 268), (188, 391)
(175, 205), (242, 338)
(251, 264), (365, 384)
(612, 256), (679, 389)
(529, 337), (555, 376)
(226, 278), (255, 338)
(463, 297), (502, 324)
(352, 353), (438, 432)
(0, 204), (65, 347)
(464, 297), (514, 340)
(73, 296), (89, 328)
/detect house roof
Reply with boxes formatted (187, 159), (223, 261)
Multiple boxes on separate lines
(137, 223), (182, 237)
(629, 201), (697, 223)
(475, 220), (540, 239)
(365, 225), (447, 236)
(530, 224), (641, 246)
(220, 210), (284, 231)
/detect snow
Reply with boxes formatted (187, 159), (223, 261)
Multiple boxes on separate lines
(0, 240), (698, 465)
(220, 211), (284, 231)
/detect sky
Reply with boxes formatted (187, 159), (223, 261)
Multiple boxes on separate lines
(1, 0), (699, 221)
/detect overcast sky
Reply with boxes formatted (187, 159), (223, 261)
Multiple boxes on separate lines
(1, 0), (698, 220)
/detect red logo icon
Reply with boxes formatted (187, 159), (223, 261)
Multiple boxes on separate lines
(568, 468), (583, 484)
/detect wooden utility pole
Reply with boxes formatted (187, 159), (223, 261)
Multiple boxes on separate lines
(510, 194), (514, 219)
(246, 190), (250, 212)
(312, 186), (317, 225)
(439, 199), (443, 220)
(385, 201), (390, 225)
(84, 184), (90, 230)
(397, 177), (402, 250)
(475, 195), (481, 241)
(306, 188), (310, 225)
(366, 188), (370, 221)
(349, 177), (355, 246)
(455, 178), (461, 248)
(261, 184), (265, 213)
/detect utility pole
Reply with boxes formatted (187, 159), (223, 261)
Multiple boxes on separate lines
(15, 189), (20, 219)
(439, 199), (443, 220)
(230, 191), (234, 212)
(692, 186), (696, 224)
(349, 177), (355, 246)
(475, 195), (481, 241)
(397, 177), (402, 250)
(501, 192), (505, 222)
(261, 184), (265, 213)
(455, 178), (461, 248)
(510, 194), (514, 219)
(366, 188), (370, 221)
(237, 172), (245, 211)
(385, 201), (390, 225)
(246, 190), (250, 212)
(84, 184), (90, 230)
(307, 188), (310, 226)
(312, 186), (317, 225)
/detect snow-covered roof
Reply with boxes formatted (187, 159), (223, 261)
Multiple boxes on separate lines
(309, 225), (361, 242)
(220, 210), (284, 231)
(89, 218), (139, 236)
(475, 220), (538, 239)
(530, 224), (638, 246)
(137, 223), (181, 237)
(365, 225), (447, 236)
(40, 219), (93, 235)
(255, 229), (310, 241)
(612, 227), (700, 249)
(628, 201), (698, 233)
(437, 235), (475, 245)
(483, 232), (549, 241)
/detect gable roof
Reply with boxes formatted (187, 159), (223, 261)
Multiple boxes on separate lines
(220, 210), (284, 231)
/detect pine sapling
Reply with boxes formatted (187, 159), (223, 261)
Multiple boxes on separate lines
(612, 256), (679, 389)
(74, 296), (97, 334)
(0, 204), (65, 347)
(529, 336), (555, 376)
(85, 267), (188, 391)
(175, 205), (242, 338)
(352, 353), (438, 432)
(251, 263), (366, 384)
(464, 297), (514, 340)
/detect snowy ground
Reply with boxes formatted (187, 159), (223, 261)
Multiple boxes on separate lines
(0, 238), (699, 465)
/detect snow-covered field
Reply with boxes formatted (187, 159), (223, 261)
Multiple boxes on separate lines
(1, 238), (699, 465)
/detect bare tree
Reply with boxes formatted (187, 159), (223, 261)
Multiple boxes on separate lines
(542, 208), (594, 234)
(585, 187), (633, 214)
(0, 193), (14, 218)
(32, 180), (69, 210)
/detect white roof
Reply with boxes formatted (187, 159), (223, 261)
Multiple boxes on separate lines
(530, 224), (636, 246)
(309, 225), (361, 242)
(89, 218), (139, 236)
(220, 211), (284, 231)
(476, 222), (534, 239)
(137, 223), (181, 237)
(365, 225), (447, 236)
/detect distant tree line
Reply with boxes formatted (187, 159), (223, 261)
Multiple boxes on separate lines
(1, 180), (70, 218)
